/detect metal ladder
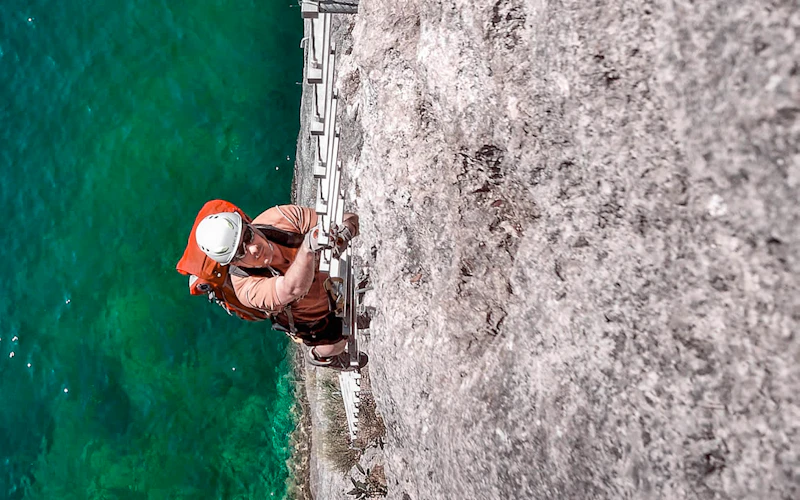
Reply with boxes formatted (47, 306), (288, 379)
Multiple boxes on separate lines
(302, 4), (363, 441)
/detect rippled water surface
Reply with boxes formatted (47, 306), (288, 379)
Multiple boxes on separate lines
(0, 0), (302, 497)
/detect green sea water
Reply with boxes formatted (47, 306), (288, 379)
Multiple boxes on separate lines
(0, 0), (303, 498)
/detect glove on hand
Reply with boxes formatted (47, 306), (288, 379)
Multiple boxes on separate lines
(332, 223), (354, 247)
(331, 223), (354, 258)
(304, 223), (327, 253)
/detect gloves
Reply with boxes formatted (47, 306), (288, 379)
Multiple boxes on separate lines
(304, 223), (326, 253)
(331, 223), (354, 258)
(304, 222), (355, 255)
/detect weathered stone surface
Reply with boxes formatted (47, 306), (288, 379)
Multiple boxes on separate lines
(297, 1), (799, 498)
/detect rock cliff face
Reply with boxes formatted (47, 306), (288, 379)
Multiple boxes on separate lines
(297, 1), (799, 499)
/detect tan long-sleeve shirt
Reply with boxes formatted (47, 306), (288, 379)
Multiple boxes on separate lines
(231, 205), (331, 323)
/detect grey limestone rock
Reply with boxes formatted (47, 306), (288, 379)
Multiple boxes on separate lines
(296, 1), (800, 499)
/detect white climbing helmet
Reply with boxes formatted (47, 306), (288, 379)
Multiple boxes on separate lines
(195, 212), (243, 265)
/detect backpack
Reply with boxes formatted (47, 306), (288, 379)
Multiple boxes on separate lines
(176, 200), (269, 322)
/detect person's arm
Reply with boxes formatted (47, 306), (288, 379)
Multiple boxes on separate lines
(272, 212), (358, 304)
(274, 246), (316, 304)
(274, 229), (323, 304)
(274, 204), (318, 233)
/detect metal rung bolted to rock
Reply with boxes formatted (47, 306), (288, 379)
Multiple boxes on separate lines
(310, 15), (334, 134)
(339, 371), (362, 441)
(304, 16), (326, 83)
(302, 0), (359, 16)
(301, 1), (320, 18)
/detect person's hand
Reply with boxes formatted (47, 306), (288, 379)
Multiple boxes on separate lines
(331, 223), (354, 258)
(304, 223), (326, 253)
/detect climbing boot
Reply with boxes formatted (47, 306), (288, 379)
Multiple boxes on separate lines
(307, 348), (368, 371)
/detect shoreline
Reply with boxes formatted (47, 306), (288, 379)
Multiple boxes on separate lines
(285, 347), (313, 500)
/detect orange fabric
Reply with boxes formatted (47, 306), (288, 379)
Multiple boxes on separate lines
(232, 205), (331, 323)
(176, 200), (268, 321)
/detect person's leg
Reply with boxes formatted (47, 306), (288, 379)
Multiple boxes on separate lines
(306, 337), (368, 370)
(310, 337), (347, 359)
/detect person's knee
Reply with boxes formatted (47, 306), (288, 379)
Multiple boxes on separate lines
(310, 338), (346, 358)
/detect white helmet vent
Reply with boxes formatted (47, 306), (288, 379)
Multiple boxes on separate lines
(195, 212), (243, 265)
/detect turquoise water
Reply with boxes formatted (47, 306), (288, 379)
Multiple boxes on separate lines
(0, 0), (303, 498)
